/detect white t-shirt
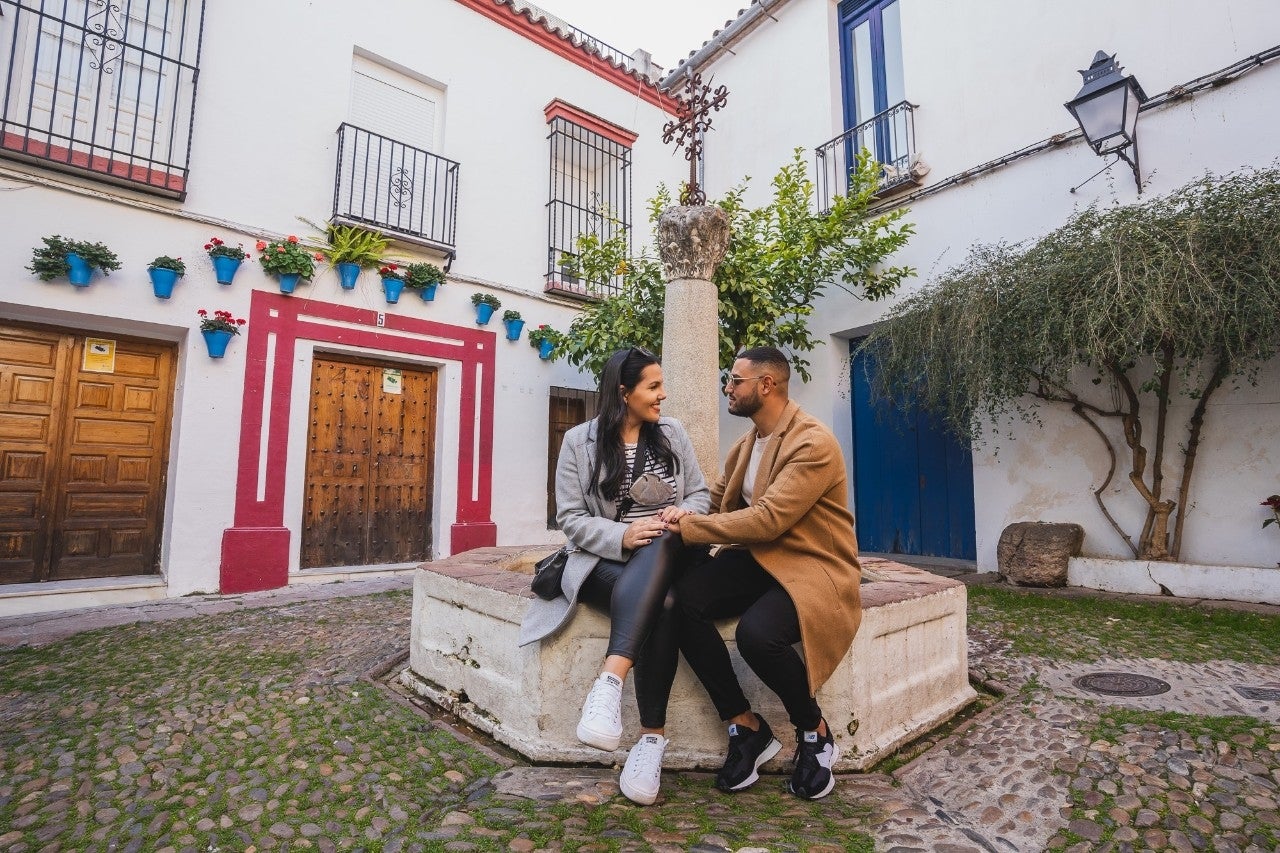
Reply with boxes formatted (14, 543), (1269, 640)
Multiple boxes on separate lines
(741, 433), (771, 506)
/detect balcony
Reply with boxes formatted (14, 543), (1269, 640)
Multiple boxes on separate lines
(332, 123), (460, 255)
(0, 0), (204, 199)
(816, 100), (920, 213)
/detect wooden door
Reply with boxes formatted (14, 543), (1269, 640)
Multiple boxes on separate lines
(546, 387), (598, 529)
(0, 324), (175, 583)
(301, 356), (436, 568)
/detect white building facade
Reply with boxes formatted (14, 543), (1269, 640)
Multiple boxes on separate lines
(680, 0), (1280, 573)
(0, 0), (682, 612)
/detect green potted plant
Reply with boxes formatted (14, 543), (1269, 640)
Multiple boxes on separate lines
(471, 292), (501, 325)
(378, 264), (405, 304)
(28, 236), (121, 286)
(528, 324), (560, 360)
(205, 237), (250, 285)
(196, 308), (246, 358)
(256, 236), (315, 294)
(302, 220), (391, 290)
(501, 309), (524, 341)
(403, 262), (445, 302)
(147, 255), (186, 299)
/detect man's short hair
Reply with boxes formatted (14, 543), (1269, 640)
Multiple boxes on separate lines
(737, 346), (791, 382)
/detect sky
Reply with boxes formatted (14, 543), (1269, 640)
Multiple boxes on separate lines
(531, 0), (751, 72)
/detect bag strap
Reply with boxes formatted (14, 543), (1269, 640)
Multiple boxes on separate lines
(613, 431), (648, 522)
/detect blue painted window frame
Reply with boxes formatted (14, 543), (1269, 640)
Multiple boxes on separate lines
(837, 0), (900, 163)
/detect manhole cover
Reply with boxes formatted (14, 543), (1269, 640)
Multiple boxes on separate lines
(1073, 672), (1171, 697)
(1233, 685), (1280, 701)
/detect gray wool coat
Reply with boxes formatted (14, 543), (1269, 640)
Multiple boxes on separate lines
(517, 416), (710, 647)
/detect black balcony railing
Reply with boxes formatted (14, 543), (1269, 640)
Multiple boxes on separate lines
(816, 100), (918, 213)
(332, 123), (460, 252)
(0, 0), (205, 198)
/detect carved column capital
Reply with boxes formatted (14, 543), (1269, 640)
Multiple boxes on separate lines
(657, 205), (730, 282)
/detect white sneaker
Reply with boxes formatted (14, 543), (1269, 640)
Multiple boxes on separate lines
(576, 673), (623, 751)
(619, 734), (668, 805)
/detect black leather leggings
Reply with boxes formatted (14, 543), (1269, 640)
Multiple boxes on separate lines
(577, 530), (704, 729)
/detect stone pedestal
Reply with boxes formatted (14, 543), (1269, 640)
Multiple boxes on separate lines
(657, 205), (730, 479)
(403, 548), (977, 771)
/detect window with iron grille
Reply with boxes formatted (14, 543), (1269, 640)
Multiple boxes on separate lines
(545, 115), (631, 299)
(0, 0), (205, 198)
(547, 386), (598, 528)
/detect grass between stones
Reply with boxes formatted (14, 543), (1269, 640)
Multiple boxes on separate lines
(967, 585), (1280, 664)
(1046, 708), (1280, 851)
(0, 591), (879, 851)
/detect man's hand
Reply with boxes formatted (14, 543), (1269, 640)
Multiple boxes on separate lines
(657, 506), (692, 523)
(622, 516), (667, 550)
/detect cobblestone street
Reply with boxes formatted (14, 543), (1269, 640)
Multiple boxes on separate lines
(1, 576), (1277, 852)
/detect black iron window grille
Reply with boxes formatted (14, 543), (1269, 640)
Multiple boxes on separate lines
(816, 99), (917, 213)
(546, 116), (631, 299)
(0, 0), (204, 198)
(332, 122), (460, 254)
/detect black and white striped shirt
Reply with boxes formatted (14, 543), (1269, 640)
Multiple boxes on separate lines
(617, 443), (678, 522)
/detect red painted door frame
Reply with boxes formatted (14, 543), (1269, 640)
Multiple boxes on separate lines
(220, 290), (496, 593)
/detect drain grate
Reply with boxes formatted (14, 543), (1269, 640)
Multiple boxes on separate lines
(1232, 684), (1280, 701)
(1073, 672), (1171, 697)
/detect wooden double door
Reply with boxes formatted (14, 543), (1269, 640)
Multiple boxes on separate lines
(0, 324), (175, 584)
(301, 355), (437, 568)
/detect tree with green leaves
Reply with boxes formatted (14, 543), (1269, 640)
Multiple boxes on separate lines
(860, 166), (1280, 562)
(558, 149), (915, 381)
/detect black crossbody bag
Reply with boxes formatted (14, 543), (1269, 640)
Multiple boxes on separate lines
(532, 434), (648, 600)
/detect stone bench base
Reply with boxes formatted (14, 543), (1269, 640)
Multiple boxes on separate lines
(402, 547), (976, 771)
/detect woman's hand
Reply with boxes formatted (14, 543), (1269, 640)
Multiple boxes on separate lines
(622, 516), (668, 550)
(657, 506), (692, 523)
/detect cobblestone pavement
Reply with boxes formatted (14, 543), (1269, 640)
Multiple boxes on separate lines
(1, 578), (1277, 852)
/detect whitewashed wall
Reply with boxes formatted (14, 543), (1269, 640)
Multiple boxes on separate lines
(0, 0), (681, 597)
(695, 0), (1280, 570)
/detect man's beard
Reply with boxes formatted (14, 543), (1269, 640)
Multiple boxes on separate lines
(728, 396), (762, 418)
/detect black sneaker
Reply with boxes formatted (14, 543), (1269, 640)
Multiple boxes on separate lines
(787, 722), (839, 800)
(714, 713), (782, 791)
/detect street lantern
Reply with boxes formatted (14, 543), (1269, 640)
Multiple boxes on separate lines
(1065, 51), (1148, 192)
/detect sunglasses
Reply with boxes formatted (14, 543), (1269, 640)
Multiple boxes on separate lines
(724, 375), (766, 389)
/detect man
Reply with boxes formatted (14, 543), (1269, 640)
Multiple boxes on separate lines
(668, 346), (862, 800)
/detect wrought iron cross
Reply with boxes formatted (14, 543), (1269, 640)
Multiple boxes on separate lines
(662, 73), (729, 205)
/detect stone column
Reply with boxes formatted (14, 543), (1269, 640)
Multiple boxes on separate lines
(657, 205), (730, 480)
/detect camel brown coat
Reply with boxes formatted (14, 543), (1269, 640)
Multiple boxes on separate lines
(679, 400), (862, 694)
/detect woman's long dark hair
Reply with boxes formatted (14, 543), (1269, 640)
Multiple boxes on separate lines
(590, 347), (679, 500)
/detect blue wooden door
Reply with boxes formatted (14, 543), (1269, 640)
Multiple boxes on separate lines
(850, 340), (976, 559)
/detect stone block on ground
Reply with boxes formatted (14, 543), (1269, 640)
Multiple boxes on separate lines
(997, 522), (1084, 587)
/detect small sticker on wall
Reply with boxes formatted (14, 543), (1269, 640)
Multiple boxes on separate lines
(83, 338), (117, 373)
(382, 369), (403, 394)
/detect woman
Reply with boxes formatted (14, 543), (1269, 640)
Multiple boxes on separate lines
(518, 347), (709, 805)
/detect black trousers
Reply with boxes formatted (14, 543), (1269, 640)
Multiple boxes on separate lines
(577, 531), (705, 729)
(675, 548), (822, 731)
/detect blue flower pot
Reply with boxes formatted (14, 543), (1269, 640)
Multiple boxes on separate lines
(149, 267), (179, 299)
(418, 283), (438, 302)
(202, 329), (234, 359)
(382, 277), (404, 304)
(504, 318), (525, 341)
(212, 255), (242, 285)
(337, 262), (361, 290)
(277, 273), (301, 294)
(475, 303), (495, 325)
(65, 252), (93, 287)
(538, 339), (555, 360)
